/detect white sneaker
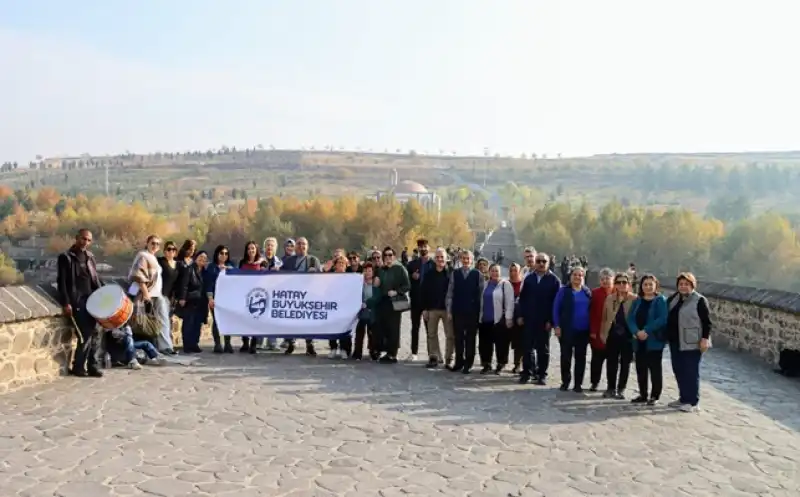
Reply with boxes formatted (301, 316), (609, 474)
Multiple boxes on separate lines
(149, 356), (167, 366)
(679, 404), (699, 413)
(128, 360), (142, 370)
(328, 349), (338, 359)
(411, 354), (418, 362)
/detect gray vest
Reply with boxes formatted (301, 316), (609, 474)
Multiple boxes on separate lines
(668, 291), (703, 351)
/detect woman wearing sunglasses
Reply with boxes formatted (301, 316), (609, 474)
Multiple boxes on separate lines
(375, 247), (410, 364)
(205, 245), (235, 354)
(156, 240), (180, 355)
(627, 274), (668, 405)
(599, 272), (637, 399)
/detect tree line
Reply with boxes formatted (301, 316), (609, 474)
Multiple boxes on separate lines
(0, 186), (473, 278)
(517, 200), (800, 292)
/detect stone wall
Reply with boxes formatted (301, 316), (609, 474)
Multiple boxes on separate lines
(679, 281), (800, 366)
(0, 285), (72, 394)
(0, 282), (213, 395)
(2, 272), (799, 394)
(585, 268), (800, 365)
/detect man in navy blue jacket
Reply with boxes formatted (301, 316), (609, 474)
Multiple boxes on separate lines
(445, 249), (482, 373)
(516, 252), (561, 385)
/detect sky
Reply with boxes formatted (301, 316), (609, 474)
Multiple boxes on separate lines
(1, 0), (799, 162)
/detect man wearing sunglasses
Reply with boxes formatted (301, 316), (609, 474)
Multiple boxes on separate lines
(346, 251), (363, 273)
(517, 252), (561, 385)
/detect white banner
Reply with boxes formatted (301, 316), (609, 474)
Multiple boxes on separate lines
(213, 271), (362, 338)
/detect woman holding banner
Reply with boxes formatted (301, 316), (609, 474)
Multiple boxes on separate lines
(328, 255), (353, 358)
(354, 262), (381, 361)
(238, 241), (267, 353)
(206, 245), (235, 354)
(375, 246), (411, 364)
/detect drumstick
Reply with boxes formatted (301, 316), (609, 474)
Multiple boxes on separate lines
(68, 315), (84, 346)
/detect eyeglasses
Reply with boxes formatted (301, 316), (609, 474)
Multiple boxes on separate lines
(220, 251), (228, 256)
(383, 253), (394, 258)
(165, 247), (176, 252)
(614, 280), (628, 285)
(535, 259), (547, 263)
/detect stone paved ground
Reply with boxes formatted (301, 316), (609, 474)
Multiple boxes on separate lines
(2, 317), (800, 497)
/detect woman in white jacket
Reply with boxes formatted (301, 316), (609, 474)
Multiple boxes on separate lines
(478, 264), (516, 374)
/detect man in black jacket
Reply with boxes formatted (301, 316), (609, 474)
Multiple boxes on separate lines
(406, 238), (433, 361)
(57, 229), (103, 377)
(420, 247), (452, 368)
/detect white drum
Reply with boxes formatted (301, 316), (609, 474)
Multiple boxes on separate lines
(86, 285), (134, 329)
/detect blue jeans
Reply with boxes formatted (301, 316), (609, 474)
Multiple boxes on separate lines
(670, 343), (702, 406)
(123, 335), (159, 363)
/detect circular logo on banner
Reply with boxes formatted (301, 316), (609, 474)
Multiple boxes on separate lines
(246, 287), (269, 318)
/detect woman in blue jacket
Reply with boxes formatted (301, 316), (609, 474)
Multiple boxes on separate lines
(205, 245), (235, 354)
(552, 266), (593, 392)
(627, 274), (668, 405)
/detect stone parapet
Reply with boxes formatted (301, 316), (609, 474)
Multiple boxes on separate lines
(0, 281), (217, 395)
(658, 279), (800, 366)
(0, 317), (73, 394)
(584, 267), (800, 365)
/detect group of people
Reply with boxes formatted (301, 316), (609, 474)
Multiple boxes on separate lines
(416, 244), (711, 413)
(56, 229), (712, 413)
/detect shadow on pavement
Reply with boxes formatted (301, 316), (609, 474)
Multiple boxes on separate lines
(184, 353), (681, 427)
(182, 340), (800, 432)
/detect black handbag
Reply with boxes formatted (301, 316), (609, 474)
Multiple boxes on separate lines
(358, 307), (373, 322)
(391, 293), (411, 312)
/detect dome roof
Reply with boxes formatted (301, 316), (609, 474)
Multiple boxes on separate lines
(394, 180), (429, 194)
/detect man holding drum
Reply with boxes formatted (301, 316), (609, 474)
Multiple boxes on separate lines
(57, 228), (103, 377)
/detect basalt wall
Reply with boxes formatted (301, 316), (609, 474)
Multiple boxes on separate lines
(585, 270), (800, 366)
(0, 282), (212, 395)
(1, 276), (798, 394)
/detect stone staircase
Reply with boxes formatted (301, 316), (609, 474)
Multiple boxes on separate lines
(480, 226), (522, 265)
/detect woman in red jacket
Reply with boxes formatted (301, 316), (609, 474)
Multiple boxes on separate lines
(589, 268), (615, 391)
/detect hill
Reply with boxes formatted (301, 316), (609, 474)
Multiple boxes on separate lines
(3, 148), (800, 216)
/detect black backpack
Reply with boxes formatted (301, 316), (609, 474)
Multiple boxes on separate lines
(777, 348), (800, 377)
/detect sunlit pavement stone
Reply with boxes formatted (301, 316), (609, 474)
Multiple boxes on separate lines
(1, 315), (799, 496)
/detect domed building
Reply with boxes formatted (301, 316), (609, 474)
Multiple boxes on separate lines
(394, 180), (429, 194)
(369, 169), (442, 221)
